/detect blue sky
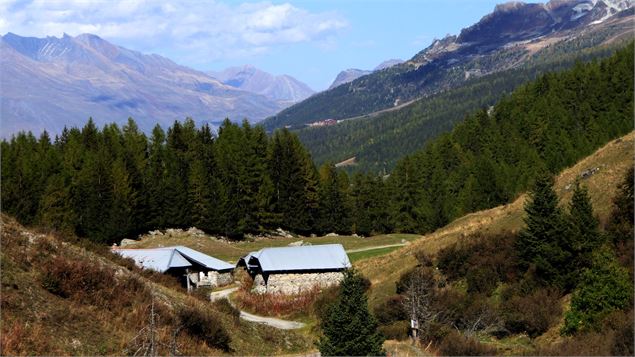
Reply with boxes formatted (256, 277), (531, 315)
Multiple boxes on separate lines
(1, 0), (505, 90)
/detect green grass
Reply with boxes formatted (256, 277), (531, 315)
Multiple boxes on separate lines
(128, 233), (421, 263)
(349, 246), (402, 263)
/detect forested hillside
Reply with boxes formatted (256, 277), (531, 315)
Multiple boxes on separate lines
(298, 38), (632, 172)
(264, 6), (633, 131)
(1, 44), (632, 243)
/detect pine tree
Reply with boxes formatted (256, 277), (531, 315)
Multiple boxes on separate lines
(565, 182), (604, 288)
(318, 163), (350, 234)
(318, 269), (385, 356)
(517, 173), (570, 288)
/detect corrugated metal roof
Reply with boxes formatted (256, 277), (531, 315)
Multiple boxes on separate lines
(114, 248), (191, 273)
(113, 246), (234, 272)
(244, 244), (351, 272)
(169, 246), (235, 271)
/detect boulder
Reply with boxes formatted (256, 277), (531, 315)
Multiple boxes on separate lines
(120, 238), (137, 247)
(325, 232), (338, 237)
(288, 240), (304, 246)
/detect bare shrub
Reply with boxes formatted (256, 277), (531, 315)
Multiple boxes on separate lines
(437, 330), (497, 356)
(177, 305), (231, 352)
(501, 287), (561, 337)
(378, 320), (409, 341)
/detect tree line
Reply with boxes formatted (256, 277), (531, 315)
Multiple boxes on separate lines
(2, 44), (632, 244)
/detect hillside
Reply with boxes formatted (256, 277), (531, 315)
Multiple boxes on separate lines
(263, 1), (633, 131)
(0, 33), (282, 137)
(0, 215), (313, 355)
(358, 131), (635, 307)
(297, 21), (634, 172)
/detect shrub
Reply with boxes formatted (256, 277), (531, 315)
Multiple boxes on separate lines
(374, 295), (407, 324)
(312, 286), (339, 321)
(212, 298), (241, 323)
(437, 330), (497, 356)
(466, 266), (498, 295)
(177, 306), (231, 352)
(378, 320), (409, 341)
(234, 286), (322, 318)
(501, 287), (561, 337)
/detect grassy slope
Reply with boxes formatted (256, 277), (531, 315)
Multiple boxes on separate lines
(127, 232), (420, 263)
(357, 131), (635, 308)
(0, 215), (313, 355)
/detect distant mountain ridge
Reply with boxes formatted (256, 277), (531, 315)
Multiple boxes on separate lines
(0, 33), (284, 136)
(328, 59), (403, 90)
(210, 65), (314, 104)
(263, 0), (634, 130)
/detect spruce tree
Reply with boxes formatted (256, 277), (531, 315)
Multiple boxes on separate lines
(565, 182), (604, 287)
(517, 174), (569, 288)
(318, 269), (385, 356)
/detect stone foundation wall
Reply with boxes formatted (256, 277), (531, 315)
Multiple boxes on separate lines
(252, 271), (344, 295)
(194, 271), (233, 288)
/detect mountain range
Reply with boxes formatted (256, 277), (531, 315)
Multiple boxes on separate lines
(209, 65), (314, 106)
(263, 0), (634, 130)
(0, 33), (311, 137)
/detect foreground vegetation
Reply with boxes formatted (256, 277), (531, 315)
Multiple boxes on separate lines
(358, 132), (634, 355)
(0, 215), (313, 355)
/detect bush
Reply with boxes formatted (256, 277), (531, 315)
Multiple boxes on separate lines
(501, 287), (561, 337)
(374, 295), (407, 324)
(378, 320), (409, 341)
(466, 266), (498, 295)
(177, 306), (231, 352)
(40, 256), (150, 309)
(212, 298), (240, 323)
(234, 286), (323, 318)
(312, 286), (339, 321)
(437, 330), (497, 356)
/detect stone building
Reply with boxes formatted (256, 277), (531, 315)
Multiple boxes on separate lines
(113, 246), (234, 290)
(237, 244), (351, 294)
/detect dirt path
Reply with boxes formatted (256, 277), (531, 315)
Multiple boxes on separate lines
(210, 287), (306, 330)
(346, 243), (407, 253)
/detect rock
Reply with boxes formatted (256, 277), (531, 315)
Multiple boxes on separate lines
(120, 238), (137, 247)
(275, 227), (294, 238)
(288, 240), (304, 246)
(310, 233), (317, 238)
(351, 233), (361, 238)
(186, 227), (205, 236)
(325, 232), (338, 237)
(165, 228), (184, 236)
(148, 230), (163, 236)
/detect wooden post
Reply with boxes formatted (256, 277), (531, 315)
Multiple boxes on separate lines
(410, 318), (419, 344)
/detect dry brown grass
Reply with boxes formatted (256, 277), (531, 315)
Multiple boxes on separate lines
(0, 215), (313, 355)
(359, 131), (635, 308)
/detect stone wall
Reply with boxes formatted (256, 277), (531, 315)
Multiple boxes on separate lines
(194, 270), (233, 288)
(251, 271), (345, 295)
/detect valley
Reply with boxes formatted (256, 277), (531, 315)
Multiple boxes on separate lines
(1, 0), (634, 356)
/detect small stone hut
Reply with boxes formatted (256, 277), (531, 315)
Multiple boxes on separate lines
(113, 246), (234, 289)
(237, 244), (351, 294)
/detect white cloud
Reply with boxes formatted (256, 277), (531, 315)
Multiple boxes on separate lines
(0, 0), (348, 63)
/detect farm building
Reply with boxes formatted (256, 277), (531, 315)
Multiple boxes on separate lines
(113, 246), (234, 290)
(237, 244), (351, 294)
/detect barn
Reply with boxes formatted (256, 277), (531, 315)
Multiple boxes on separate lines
(113, 246), (234, 290)
(237, 244), (351, 294)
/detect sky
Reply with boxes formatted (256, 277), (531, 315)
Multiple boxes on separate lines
(0, 0), (506, 90)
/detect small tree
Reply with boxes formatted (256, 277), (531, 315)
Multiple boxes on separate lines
(318, 269), (385, 356)
(517, 174), (569, 288)
(562, 246), (633, 335)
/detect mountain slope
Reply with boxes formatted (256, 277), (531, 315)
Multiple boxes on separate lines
(210, 65), (314, 105)
(0, 33), (283, 137)
(327, 59), (403, 90)
(359, 130), (635, 307)
(263, 0), (633, 130)
(296, 13), (634, 172)
(0, 214), (312, 355)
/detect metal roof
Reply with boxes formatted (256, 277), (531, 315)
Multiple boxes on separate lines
(114, 248), (191, 273)
(169, 246), (234, 271)
(242, 244), (351, 272)
(113, 246), (234, 273)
